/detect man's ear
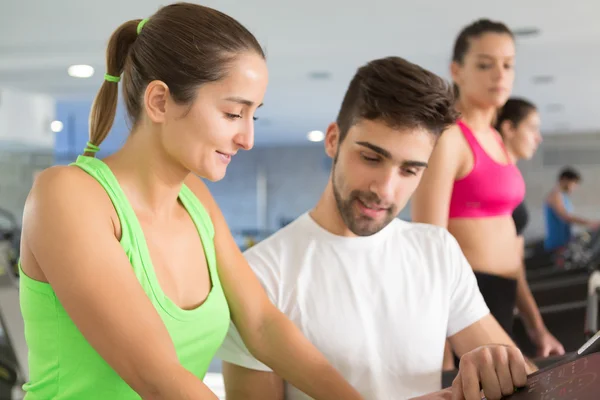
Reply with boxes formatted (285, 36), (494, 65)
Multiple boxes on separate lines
(325, 122), (341, 159)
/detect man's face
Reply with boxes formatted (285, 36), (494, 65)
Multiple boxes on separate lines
(561, 179), (579, 194)
(325, 119), (436, 236)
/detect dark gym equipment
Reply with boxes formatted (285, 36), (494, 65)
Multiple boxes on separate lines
(512, 228), (600, 356)
(0, 208), (25, 399)
(441, 331), (600, 398)
(504, 331), (600, 399)
(442, 228), (600, 394)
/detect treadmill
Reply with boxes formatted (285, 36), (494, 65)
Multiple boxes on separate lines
(0, 209), (26, 399)
(513, 228), (600, 355)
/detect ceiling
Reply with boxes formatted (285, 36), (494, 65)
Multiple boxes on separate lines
(2, 0), (600, 145)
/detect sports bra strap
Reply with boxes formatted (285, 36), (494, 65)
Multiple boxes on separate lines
(456, 119), (481, 149)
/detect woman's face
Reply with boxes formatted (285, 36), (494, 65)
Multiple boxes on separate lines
(159, 52), (268, 182)
(502, 110), (542, 160)
(452, 33), (516, 108)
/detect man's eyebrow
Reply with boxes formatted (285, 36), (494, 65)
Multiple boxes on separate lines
(356, 141), (428, 167)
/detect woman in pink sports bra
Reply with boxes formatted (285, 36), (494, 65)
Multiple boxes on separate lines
(412, 19), (564, 370)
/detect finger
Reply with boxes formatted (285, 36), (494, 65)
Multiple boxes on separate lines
(507, 347), (528, 388)
(553, 343), (566, 356)
(452, 374), (465, 400)
(459, 357), (484, 400)
(540, 344), (551, 358)
(478, 348), (502, 400)
(493, 346), (515, 397)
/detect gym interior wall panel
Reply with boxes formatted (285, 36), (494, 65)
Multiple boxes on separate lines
(261, 145), (330, 230)
(0, 88), (55, 150)
(205, 145), (331, 235)
(205, 150), (259, 233)
(54, 99), (130, 164)
(0, 151), (53, 227)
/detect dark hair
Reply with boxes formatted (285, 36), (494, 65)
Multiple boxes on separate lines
(336, 56), (458, 143)
(559, 167), (582, 183)
(495, 98), (537, 133)
(86, 2), (264, 156)
(452, 19), (514, 97)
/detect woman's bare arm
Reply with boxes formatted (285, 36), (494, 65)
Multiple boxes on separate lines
(22, 167), (217, 400)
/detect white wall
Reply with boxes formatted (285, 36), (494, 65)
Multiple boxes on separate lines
(0, 88), (55, 149)
(0, 88), (55, 226)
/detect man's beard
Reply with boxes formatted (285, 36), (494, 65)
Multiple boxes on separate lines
(331, 160), (396, 236)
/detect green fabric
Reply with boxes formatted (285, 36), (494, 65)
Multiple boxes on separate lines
(19, 155), (230, 399)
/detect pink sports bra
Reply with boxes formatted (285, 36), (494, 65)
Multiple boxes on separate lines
(448, 119), (525, 219)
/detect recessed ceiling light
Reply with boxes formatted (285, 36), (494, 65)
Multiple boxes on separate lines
(513, 27), (541, 38)
(308, 71), (331, 80)
(532, 75), (554, 84)
(68, 64), (94, 78)
(307, 130), (325, 142)
(50, 120), (64, 133)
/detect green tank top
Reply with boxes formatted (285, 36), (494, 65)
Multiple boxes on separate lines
(19, 155), (231, 399)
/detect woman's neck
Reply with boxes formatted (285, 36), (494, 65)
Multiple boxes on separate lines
(456, 97), (497, 133)
(502, 142), (518, 164)
(103, 125), (190, 218)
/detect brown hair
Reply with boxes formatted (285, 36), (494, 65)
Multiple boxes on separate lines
(336, 56), (458, 143)
(495, 97), (537, 134)
(86, 2), (265, 156)
(559, 167), (582, 183)
(451, 18), (513, 98)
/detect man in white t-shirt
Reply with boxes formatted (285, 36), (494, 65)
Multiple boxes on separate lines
(217, 57), (533, 400)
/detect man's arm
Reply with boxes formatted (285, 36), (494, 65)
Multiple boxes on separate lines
(448, 314), (538, 374)
(222, 362), (284, 400)
(547, 190), (596, 227)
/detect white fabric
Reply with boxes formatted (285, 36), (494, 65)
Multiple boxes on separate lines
(217, 213), (490, 399)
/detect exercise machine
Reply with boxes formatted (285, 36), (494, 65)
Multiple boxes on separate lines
(513, 227), (600, 355)
(0, 208), (26, 399)
(505, 330), (600, 399)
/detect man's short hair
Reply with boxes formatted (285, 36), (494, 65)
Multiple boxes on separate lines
(559, 167), (582, 182)
(336, 56), (459, 143)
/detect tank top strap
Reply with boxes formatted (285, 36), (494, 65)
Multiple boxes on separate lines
(178, 184), (219, 282)
(491, 128), (513, 164)
(456, 119), (485, 155)
(70, 155), (136, 250)
(178, 184), (215, 240)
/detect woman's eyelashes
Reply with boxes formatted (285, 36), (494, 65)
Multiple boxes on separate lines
(225, 113), (258, 121)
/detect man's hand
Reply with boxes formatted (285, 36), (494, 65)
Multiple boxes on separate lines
(410, 388), (453, 399)
(530, 329), (565, 358)
(586, 220), (600, 230)
(451, 345), (528, 400)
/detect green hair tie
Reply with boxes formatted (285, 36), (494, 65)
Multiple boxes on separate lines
(84, 142), (100, 154)
(104, 73), (120, 83)
(137, 18), (149, 35)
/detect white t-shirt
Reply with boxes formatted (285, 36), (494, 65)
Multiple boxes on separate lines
(216, 213), (489, 399)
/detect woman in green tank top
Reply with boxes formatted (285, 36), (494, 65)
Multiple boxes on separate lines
(18, 3), (363, 399)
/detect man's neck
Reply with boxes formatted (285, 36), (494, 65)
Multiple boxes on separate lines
(557, 183), (569, 195)
(310, 180), (356, 237)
